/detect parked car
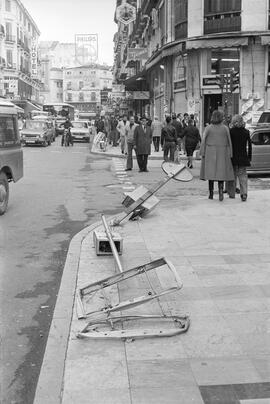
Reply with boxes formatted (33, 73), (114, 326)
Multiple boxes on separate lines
(21, 119), (54, 146)
(248, 127), (270, 173)
(32, 115), (56, 141)
(70, 120), (90, 142)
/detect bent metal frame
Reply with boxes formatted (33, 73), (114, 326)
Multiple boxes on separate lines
(76, 214), (190, 340)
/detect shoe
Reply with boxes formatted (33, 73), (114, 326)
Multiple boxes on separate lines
(139, 169), (143, 172)
(229, 195), (235, 199)
(218, 185), (224, 201)
(189, 165), (193, 169)
(241, 194), (247, 201)
(208, 192), (213, 200)
(144, 169), (149, 172)
(125, 168), (132, 171)
(236, 188), (240, 194)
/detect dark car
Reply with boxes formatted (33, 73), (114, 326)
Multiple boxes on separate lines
(248, 127), (270, 173)
(21, 120), (54, 146)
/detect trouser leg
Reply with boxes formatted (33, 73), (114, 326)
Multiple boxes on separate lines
(126, 143), (133, 169)
(120, 136), (125, 153)
(218, 181), (224, 201)
(143, 154), (148, 171)
(169, 142), (176, 161)
(208, 180), (214, 199)
(163, 143), (169, 161)
(136, 154), (143, 170)
(238, 166), (248, 196)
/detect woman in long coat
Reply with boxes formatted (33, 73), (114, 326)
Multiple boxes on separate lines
(200, 110), (234, 201)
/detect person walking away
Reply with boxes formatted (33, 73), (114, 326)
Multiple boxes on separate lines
(109, 116), (118, 146)
(125, 116), (138, 171)
(151, 116), (162, 152)
(134, 116), (152, 172)
(227, 114), (252, 201)
(117, 115), (129, 154)
(161, 116), (178, 162)
(182, 119), (201, 168)
(200, 110), (234, 201)
(171, 113), (183, 151)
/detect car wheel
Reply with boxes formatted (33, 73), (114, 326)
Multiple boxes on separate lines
(0, 172), (9, 215)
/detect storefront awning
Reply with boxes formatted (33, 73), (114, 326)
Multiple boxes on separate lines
(186, 37), (248, 49)
(145, 42), (185, 71)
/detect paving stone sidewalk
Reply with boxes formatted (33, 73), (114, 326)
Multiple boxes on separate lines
(35, 186), (270, 404)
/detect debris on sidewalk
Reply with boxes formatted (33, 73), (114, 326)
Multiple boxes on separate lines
(112, 162), (193, 225)
(76, 215), (190, 340)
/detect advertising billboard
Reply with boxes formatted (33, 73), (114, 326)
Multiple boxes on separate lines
(75, 34), (98, 65)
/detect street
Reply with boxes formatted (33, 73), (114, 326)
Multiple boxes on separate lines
(0, 138), (122, 404)
(1, 138), (270, 403)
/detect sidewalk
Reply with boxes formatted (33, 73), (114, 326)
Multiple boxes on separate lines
(34, 149), (270, 404)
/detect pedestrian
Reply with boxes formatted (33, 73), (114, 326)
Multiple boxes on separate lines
(117, 115), (129, 154)
(125, 116), (138, 171)
(151, 116), (162, 152)
(182, 119), (201, 169)
(227, 114), (252, 201)
(133, 116), (152, 172)
(171, 113), (183, 151)
(200, 110), (234, 201)
(182, 113), (189, 128)
(161, 115), (178, 162)
(109, 116), (119, 146)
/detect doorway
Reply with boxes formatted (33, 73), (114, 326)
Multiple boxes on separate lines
(203, 94), (222, 126)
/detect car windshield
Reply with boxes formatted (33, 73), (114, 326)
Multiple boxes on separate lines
(258, 113), (270, 124)
(24, 121), (46, 130)
(72, 121), (87, 128)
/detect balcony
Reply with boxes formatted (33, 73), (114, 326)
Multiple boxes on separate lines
(204, 13), (241, 35)
(5, 34), (16, 43)
(6, 62), (17, 70)
(0, 25), (5, 37)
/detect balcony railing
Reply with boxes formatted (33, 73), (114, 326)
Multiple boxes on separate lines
(5, 35), (16, 43)
(6, 62), (16, 70)
(204, 14), (241, 34)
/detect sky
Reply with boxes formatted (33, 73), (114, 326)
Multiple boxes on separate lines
(22, 0), (117, 65)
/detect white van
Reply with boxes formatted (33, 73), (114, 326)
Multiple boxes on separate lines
(0, 100), (23, 214)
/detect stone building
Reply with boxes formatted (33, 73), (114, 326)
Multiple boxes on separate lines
(0, 0), (41, 102)
(63, 64), (113, 113)
(114, 0), (270, 129)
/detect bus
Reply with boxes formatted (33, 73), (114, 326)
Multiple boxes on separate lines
(42, 103), (75, 120)
(0, 100), (23, 215)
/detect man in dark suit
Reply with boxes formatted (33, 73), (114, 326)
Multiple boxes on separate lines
(133, 116), (152, 172)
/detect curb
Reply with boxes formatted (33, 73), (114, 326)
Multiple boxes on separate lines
(33, 220), (102, 404)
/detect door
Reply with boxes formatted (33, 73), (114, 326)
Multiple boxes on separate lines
(250, 130), (270, 171)
(203, 94), (222, 126)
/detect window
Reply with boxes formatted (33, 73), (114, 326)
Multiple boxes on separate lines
(211, 48), (240, 75)
(251, 131), (270, 145)
(79, 81), (84, 90)
(204, 0), (241, 34)
(6, 50), (13, 67)
(0, 116), (17, 143)
(91, 82), (95, 87)
(90, 92), (96, 101)
(67, 93), (72, 102)
(5, 22), (12, 36)
(5, 0), (11, 12)
(159, 3), (166, 45)
(67, 81), (72, 90)
(79, 92), (84, 101)
(175, 0), (188, 40)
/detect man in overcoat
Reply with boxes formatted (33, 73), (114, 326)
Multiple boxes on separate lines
(133, 116), (152, 172)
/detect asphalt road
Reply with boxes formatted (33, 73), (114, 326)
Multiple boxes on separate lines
(0, 138), (123, 404)
(1, 138), (269, 404)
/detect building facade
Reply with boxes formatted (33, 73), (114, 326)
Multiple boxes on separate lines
(114, 0), (270, 129)
(63, 64), (113, 113)
(0, 0), (41, 101)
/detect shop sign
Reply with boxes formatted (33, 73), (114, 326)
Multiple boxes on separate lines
(116, 1), (136, 25)
(75, 34), (98, 65)
(174, 80), (186, 90)
(125, 91), (149, 100)
(31, 40), (38, 78)
(202, 75), (219, 87)
(127, 48), (148, 61)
